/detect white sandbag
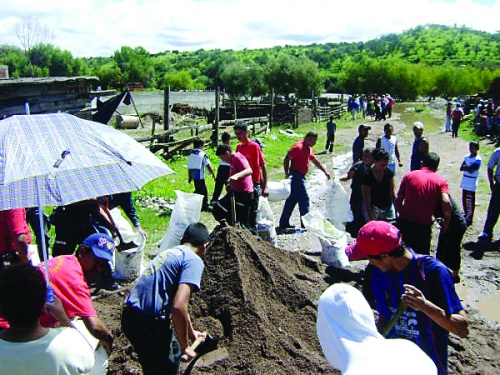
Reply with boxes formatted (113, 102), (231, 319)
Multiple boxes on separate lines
(267, 179), (291, 202)
(109, 207), (141, 244)
(28, 244), (41, 266)
(325, 178), (353, 231)
(257, 197), (277, 245)
(71, 320), (108, 375)
(158, 191), (203, 251)
(109, 207), (145, 280)
(319, 235), (349, 268)
(114, 236), (146, 281)
(302, 210), (350, 269)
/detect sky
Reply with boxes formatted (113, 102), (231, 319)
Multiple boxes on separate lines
(1, 0), (499, 58)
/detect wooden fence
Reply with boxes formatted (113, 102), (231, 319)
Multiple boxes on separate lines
(314, 103), (347, 122)
(135, 116), (269, 158)
(130, 87), (346, 158)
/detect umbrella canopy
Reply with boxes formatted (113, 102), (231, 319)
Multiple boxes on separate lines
(0, 113), (174, 210)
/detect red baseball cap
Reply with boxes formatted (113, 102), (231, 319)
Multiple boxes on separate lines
(345, 221), (402, 261)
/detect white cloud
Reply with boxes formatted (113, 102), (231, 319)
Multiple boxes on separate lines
(0, 0), (498, 57)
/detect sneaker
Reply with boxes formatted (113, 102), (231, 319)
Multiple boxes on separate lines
(277, 224), (296, 235)
(278, 223), (295, 230)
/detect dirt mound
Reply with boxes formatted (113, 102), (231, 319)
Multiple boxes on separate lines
(189, 225), (333, 374)
(94, 224), (336, 375)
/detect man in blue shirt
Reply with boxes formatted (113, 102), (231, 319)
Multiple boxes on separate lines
(325, 116), (337, 153)
(352, 124), (371, 163)
(121, 223), (209, 374)
(346, 221), (469, 375)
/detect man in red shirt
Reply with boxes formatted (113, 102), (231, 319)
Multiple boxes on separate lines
(278, 132), (330, 230)
(234, 123), (269, 233)
(0, 208), (32, 268)
(397, 152), (451, 255)
(39, 233), (116, 355)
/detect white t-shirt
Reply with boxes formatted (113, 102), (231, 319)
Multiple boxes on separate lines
(379, 135), (398, 165)
(460, 154), (482, 192)
(0, 327), (95, 375)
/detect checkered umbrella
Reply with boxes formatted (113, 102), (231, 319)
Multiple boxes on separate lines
(0, 113), (174, 297)
(0, 113), (173, 209)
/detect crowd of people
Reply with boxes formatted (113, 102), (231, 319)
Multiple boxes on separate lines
(2, 102), (499, 375)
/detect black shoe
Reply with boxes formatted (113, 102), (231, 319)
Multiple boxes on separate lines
(277, 224), (297, 235)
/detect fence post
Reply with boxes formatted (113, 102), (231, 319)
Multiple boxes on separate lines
(214, 87), (220, 147)
(294, 97), (299, 129)
(149, 115), (156, 149)
(164, 87), (170, 132)
(270, 88), (274, 129)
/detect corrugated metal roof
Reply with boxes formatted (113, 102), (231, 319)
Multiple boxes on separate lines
(0, 76), (99, 87)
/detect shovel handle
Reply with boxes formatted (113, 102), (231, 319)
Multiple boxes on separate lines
(180, 332), (207, 362)
(382, 302), (407, 337)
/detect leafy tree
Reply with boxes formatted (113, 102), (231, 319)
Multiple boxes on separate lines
(96, 62), (124, 89)
(220, 61), (253, 118)
(293, 56), (323, 97)
(113, 46), (156, 88)
(0, 45), (29, 77)
(15, 17), (54, 76)
(161, 70), (205, 90)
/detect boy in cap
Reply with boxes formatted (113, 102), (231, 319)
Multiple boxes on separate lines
(410, 122), (429, 170)
(352, 125), (371, 163)
(38, 233), (116, 356)
(346, 221), (469, 375)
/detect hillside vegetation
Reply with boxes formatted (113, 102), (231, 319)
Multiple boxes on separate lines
(1, 24), (500, 100)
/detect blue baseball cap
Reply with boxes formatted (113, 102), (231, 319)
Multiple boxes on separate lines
(82, 233), (116, 268)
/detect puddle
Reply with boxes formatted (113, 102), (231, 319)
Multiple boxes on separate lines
(456, 282), (500, 322)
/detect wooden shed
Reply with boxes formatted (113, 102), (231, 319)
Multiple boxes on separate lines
(0, 76), (100, 118)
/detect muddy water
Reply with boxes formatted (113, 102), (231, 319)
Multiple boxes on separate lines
(456, 282), (500, 322)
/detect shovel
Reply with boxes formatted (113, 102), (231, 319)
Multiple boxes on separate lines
(381, 301), (407, 337)
(225, 182), (236, 226)
(180, 333), (219, 375)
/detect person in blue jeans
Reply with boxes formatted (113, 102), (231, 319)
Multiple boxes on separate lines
(478, 147), (500, 242)
(279, 132), (330, 230)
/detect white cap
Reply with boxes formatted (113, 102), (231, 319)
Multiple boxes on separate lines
(413, 121), (424, 129)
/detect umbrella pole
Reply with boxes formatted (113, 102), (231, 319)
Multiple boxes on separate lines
(35, 176), (54, 302)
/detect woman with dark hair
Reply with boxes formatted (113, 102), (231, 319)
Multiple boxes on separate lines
(361, 148), (397, 222)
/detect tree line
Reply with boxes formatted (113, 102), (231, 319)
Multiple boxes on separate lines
(1, 24), (499, 101)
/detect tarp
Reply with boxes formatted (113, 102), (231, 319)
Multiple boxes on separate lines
(92, 90), (132, 124)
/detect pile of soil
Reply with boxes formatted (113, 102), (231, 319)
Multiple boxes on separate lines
(95, 224), (335, 374)
(189, 225), (331, 374)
